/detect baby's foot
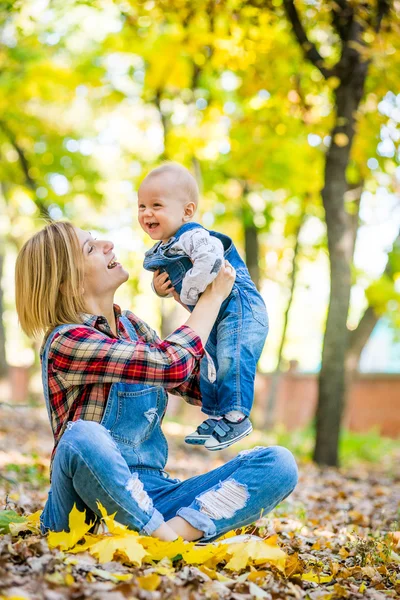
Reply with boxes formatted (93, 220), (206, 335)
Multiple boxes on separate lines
(204, 416), (253, 451)
(184, 418), (220, 445)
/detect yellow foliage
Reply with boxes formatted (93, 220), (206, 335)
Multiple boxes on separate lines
(9, 510), (42, 536)
(302, 571), (333, 583)
(137, 573), (161, 590)
(46, 504), (288, 575)
(89, 534), (147, 566)
(47, 504), (94, 551)
(225, 540), (287, 572)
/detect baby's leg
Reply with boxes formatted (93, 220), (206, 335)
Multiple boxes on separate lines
(203, 295), (268, 450)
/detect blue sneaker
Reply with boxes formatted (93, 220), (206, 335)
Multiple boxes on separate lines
(204, 416), (253, 451)
(184, 418), (219, 445)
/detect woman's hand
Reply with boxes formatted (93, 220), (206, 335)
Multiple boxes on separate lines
(153, 270), (173, 297)
(202, 261), (236, 303)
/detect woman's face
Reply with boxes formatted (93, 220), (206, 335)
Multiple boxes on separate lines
(74, 228), (129, 298)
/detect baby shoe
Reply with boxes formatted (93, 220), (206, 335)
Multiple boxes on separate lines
(204, 416), (253, 451)
(184, 418), (220, 445)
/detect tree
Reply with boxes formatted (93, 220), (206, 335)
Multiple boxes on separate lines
(278, 0), (399, 465)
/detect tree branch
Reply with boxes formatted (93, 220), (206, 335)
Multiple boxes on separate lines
(0, 121), (51, 220)
(282, 0), (333, 78)
(375, 0), (391, 33)
(347, 226), (400, 366)
(330, 0), (353, 42)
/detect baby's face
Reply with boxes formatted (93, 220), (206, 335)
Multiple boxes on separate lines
(138, 177), (188, 243)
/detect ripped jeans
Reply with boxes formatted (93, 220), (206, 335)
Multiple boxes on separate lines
(40, 420), (298, 541)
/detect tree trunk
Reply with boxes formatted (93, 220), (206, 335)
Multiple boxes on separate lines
(314, 65), (368, 465)
(0, 248), (8, 378)
(244, 220), (260, 290)
(264, 205), (305, 428)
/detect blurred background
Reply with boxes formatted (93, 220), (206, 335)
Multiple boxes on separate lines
(1, 0), (399, 470)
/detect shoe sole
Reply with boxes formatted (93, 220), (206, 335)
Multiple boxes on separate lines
(205, 425), (253, 451)
(184, 436), (210, 445)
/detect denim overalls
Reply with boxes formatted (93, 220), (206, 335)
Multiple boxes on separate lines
(39, 315), (298, 540)
(143, 223), (269, 418)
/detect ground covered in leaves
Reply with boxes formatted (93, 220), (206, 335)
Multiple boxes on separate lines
(0, 402), (399, 600)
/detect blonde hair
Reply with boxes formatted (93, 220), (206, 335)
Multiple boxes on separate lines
(141, 162), (199, 206)
(15, 221), (86, 338)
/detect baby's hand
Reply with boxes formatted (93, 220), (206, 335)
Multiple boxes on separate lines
(153, 269), (174, 297)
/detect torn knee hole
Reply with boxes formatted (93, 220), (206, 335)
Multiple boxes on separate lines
(238, 445), (264, 458)
(125, 473), (153, 514)
(196, 479), (249, 520)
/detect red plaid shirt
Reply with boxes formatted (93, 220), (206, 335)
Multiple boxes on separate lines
(42, 305), (204, 467)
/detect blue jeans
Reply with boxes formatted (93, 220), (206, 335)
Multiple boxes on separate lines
(40, 420), (298, 541)
(200, 287), (268, 417)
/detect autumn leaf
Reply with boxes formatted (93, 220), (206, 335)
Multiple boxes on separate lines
(96, 501), (130, 535)
(137, 573), (161, 591)
(302, 571), (333, 583)
(9, 510), (42, 536)
(225, 540), (287, 572)
(48, 504), (94, 551)
(0, 510), (27, 534)
(88, 532), (147, 566)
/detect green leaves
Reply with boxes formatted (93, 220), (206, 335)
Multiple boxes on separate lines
(0, 510), (26, 534)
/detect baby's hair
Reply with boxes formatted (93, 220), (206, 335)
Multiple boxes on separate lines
(141, 162), (199, 206)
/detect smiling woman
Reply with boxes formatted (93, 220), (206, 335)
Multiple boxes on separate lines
(14, 221), (298, 543)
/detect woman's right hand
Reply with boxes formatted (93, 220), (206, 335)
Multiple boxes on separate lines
(202, 261), (236, 303)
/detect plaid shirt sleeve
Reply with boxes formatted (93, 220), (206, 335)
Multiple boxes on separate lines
(49, 323), (205, 391)
(123, 311), (203, 406)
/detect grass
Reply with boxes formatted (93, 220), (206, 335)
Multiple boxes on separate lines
(166, 414), (399, 467)
(259, 424), (399, 466)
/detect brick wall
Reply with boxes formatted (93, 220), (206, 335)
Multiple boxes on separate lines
(254, 372), (400, 438)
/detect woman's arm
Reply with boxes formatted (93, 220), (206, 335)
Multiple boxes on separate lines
(50, 264), (235, 390)
(183, 262), (235, 347)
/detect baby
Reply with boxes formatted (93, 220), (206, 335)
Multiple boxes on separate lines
(138, 162), (268, 451)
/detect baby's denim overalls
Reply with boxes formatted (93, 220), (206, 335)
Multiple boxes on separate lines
(39, 315), (297, 540)
(143, 222), (269, 418)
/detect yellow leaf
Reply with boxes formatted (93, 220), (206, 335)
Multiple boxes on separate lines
(182, 543), (227, 565)
(198, 565), (218, 580)
(141, 537), (187, 561)
(48, 504), (94, 551)
(67, 534), (99, 554)
(9, 510), (42, 535)
(285, 552), (303, 577)
(248, 570), (268, 583)
(216, 572), (235, 582)
(137, 573), (161, 591)
(302, 572), (333, 583)
(153, 561), (175, 578)
(96, 501), (129, 535)
(89, 533), (146, 566)
(359, 582), (367, 593)
(362, 566), (377, 578)
(65, 573), (75, 586)
(225, 540), (287, 572)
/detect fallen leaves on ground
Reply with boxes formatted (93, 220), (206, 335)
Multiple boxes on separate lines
(0, 405), (400, 599)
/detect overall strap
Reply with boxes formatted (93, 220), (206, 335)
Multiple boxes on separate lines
(120, 314), (138, 341)
(173, 221), (204, 239)
(40, 324), (81, 425)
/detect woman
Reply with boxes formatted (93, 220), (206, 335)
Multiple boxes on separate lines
(15, 221), (298, 542)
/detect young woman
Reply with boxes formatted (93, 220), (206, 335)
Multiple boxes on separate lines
(15, 221), (298, 542)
